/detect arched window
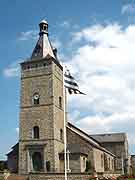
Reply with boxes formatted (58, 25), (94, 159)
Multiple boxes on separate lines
(59, 96), (62, 108)
(112, 159), (114, 169)
(101, 154), (104, 167)
(33, 93), (40, 105)
(32, 152), (43, 171)
(83, 157), (86, 169)
(46, 161), (51, 172)
(108, 157), (110, 169)
(60, 129), (63, 141)
(33, 126), (39, 139)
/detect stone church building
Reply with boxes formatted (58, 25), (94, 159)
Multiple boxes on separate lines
(6, 20), (131, 179)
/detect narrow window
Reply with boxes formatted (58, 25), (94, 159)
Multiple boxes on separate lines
(59, 96), (62, 108)
(33, 126), (39, 139)
(60, 129), (63, 141)
(108, 157), (110, 169)
(101, 154), (104, 167)
(112, 159), (114, 169)
(46, 161), (51, 172)
(33, 93), (40, 105)
(83, 157), (86, 169)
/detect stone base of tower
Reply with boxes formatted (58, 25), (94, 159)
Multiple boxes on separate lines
(19, 140), (64, 175)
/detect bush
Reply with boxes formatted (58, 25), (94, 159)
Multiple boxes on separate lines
(0, 162), (7, 171)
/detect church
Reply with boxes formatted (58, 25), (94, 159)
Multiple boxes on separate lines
(6, 20), (131, 179)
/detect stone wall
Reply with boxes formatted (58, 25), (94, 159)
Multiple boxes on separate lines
(131, 155), (135, 175)
(67, 128), (115, 174)
(93, 148), (104, 173)
(101, 140), (129, 173)
(29, 173), (92, 180)
(101, 142), (128, 159)
(67, 128), (94, 172)
(19, 59), (65, 174)
(91, 133), (129, 174)
(7, 153), (18, 173)
(28, 173), (121, 180)
(93, 148), (114, 173)
(67, 128), (93, 154)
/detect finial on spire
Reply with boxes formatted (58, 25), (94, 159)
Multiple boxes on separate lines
(39, 19), (48, 35)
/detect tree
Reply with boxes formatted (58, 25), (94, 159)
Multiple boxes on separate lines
(0, 163), (5, 171)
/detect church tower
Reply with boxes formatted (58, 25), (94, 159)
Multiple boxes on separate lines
(19, 20), (64, 174)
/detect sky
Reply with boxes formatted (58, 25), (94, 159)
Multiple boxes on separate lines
(1, 0), (135, 159)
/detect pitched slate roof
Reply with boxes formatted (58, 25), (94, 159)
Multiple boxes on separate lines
(90, 133), (127, 143)
(67, 122), (116, 157)
(6, 143), (19, 156)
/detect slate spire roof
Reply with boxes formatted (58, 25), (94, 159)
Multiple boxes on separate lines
(31, 20), (56, 60)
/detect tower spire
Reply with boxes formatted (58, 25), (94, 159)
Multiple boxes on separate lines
(31, 20), (56, 60)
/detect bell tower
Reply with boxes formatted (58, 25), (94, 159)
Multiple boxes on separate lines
(19, 20), (64, 174)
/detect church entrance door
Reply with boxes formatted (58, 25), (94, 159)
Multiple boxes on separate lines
(32, 152), (43, 171)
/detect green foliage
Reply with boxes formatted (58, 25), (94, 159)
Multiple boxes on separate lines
(0, 162), (6, 171)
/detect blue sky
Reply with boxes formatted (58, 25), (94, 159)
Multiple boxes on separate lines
(1, 0), (135, 159)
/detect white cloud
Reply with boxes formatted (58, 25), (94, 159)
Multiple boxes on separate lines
(65, 23), (135, 153)
(59, 20), (79, 30)
(76, 112), (135, 133)
(16, 128), (19, 134)
(18, 30), (38, 41)
(122, 4), (135, 15)
(60, 20), (70, 28)
(4, 67), (20, 77)
(3, 61), (20, 77)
